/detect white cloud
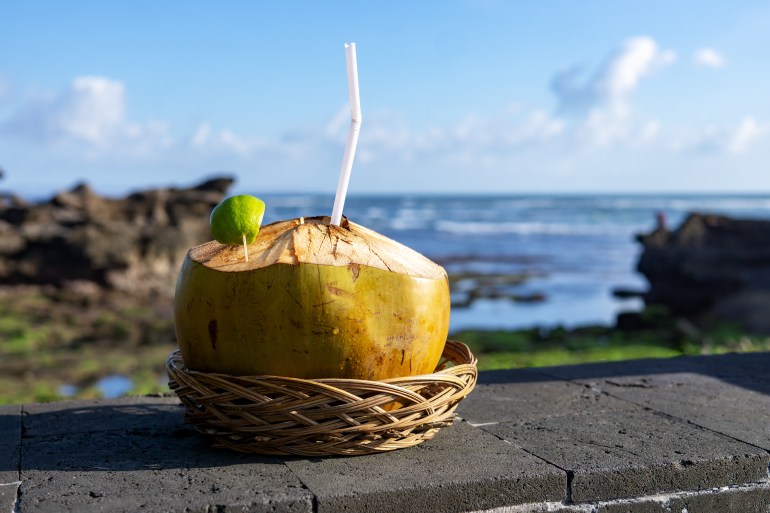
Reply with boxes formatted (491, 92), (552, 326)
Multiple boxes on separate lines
(600, 38), (674, 114)
(188, 122), (302, 159)
(187, 102), (569, 178)
(59, 76), (124, 146)
(551, 37), (676, 146)
(325, 104), (350, 140)
(552, 37), (675, 117)
(1, 75), (169, 154)
(673, 116), (766, 155)
(124, 120), (174, 155)
(694, 48), (726, 68)
(638, 120), (661, 144)
(191, 123), (212, 147)
(188, 87), (763, 178)
(390, 109), (560, 154)
(219, 130), (256, 156)
(727, 116), (763, 154)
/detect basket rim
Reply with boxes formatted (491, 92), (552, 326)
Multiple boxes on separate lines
(166, 339), (477, 386)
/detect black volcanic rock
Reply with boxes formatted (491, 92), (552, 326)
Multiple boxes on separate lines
(0, 176), (234, 297)
(637, 213), (770, 333)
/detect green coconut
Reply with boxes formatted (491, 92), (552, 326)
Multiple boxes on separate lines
(174, 216), (450, 380)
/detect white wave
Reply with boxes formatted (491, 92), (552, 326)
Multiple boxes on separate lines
(388, 218), (431, 231)
(395, 207), (439, 219)
(481, 196), (770, 213)
(365, 207), (388, 218)
(434, 220), (640, 236)
(578, 197), (770, 213)
(662, 198), (770, 213)
(489, 198), (563, 209)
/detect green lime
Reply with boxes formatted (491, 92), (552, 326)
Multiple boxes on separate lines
(210, 195), (266, 245)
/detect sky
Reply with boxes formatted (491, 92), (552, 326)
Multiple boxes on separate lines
(1, 1), (769, 197)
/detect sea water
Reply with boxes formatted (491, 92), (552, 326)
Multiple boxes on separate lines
(258, 193), (770, 331)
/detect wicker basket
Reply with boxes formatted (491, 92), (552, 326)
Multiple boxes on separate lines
(167, 340), (477, 456)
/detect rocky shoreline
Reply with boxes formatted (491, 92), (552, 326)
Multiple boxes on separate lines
(0, 176), (232, 296)
(0, 178), (232, 403)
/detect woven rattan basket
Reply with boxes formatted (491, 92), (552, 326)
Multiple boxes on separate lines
(167, 340), (476, 456)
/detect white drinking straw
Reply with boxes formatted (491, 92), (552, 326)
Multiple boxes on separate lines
(330, 43), (362, 226)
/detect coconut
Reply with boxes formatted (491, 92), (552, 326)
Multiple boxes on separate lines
(174, 216), (450, 380)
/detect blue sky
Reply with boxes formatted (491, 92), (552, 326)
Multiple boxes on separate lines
(1, 1), (769, 197)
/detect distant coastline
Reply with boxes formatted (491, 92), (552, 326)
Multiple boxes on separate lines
(8, 184), (770, 205)
(6, 182), (770, 330)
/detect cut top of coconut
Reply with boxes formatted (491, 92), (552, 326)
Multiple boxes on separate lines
(189, 216), (447, 280)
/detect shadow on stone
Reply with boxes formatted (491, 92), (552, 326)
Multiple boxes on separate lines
(477, 351), (770, 398)
(20, 399), (293, 472)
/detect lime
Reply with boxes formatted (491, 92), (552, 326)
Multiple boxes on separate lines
(210, 195), (266, 245)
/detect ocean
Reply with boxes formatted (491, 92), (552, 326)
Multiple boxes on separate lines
(257, 194), (770, 332)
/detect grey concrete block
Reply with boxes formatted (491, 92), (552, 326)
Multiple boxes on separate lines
(23, 396), (183, 438)
(539, 356), (707, 384)
(595, 500), (669, 513)
(481, 410), (769, 503)
(666, 482), (770, 513)
(473, 483), (770, 512)
(486, 483), (770, 513)
(20, 426), (312, 512)
(472, 498), (670, 512)
(475, 367), (561, 386)
(458, 377), (636, 425)
(469, 502), (586, 512)
(286, 420), (565, 513)
(0, 405), (21, 484)
(0, 404), (21, 442)
(0, 443), (19, 484)
(568, 371), (770, 451)
(544, 352), (770, 399)
(687, 351), (770, 384)
(0, 482), (20, 513)
(592, 482), (770, 513)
